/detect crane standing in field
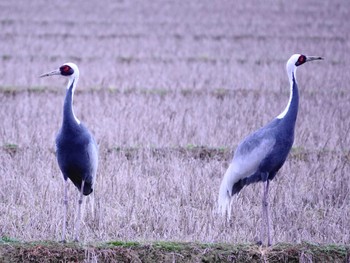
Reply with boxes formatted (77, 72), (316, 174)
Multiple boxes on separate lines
(218, 54), (323, 246)
(40, 63), (98, 242)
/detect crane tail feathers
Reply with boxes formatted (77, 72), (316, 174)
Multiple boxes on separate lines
(218, 163), (235, 218)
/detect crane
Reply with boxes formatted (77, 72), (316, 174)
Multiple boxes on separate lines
(40, 63), (98, 242)
(218, 54), (323, 246)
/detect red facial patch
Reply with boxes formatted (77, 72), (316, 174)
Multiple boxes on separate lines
(298, 56), (305, 63)
(62, 65), (70, 72)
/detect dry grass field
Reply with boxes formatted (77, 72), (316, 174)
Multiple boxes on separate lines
(1, 0), (350, 261)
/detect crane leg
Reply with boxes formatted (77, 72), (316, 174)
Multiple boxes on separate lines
(260, 179), (271, 246)
(61, 179), (68, 243)
(74, 180), (85, 242)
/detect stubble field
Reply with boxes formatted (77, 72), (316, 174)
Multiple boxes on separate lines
(0, 0), (350, 261)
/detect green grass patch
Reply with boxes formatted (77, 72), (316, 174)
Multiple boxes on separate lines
(153, 241), (187, 251)
(0, 236), (20, 244)
(106, 240), (140, 247)
(2, 143), (19, 155)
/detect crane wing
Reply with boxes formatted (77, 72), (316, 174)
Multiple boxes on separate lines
(232, 134), (276, 183)
(218, 132), (275, 216)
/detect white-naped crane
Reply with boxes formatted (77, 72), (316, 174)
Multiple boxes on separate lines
(40, 63), (98, 242)
(218, 54), (323, 246)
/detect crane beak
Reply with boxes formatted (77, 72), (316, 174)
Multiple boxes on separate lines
(39, 69), (61, 78)
(306, 56), (324, 62)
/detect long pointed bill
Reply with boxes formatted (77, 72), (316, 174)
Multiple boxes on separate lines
(306, 56), (324, 62)
(39, 69), (61, 78)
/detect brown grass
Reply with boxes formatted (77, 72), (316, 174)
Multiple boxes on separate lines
(0, 0), (349, 253)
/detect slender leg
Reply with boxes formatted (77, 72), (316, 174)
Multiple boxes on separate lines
(74, 180), (85, 242)
(61, 179), (68, 243)
(260, 180), (271, 246)
(265, 180), (271, 246)
(260, 182), (266, 245)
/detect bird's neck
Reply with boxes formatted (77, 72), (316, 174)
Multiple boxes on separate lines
(276, 68), (299, 122)
(63, 77), (81, 127)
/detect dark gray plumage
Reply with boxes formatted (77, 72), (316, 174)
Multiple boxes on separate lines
(218, 54), (323, 246)
(40, 63), (98, 242)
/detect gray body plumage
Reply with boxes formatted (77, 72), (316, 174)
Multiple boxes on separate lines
(56, 80), (98, 195)
(231, 76), (298, 195)
(56, 123), (98, 195)
(218, 54), (323, 237)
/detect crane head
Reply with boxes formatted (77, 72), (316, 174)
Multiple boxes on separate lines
(286, 54), (323, 79)
(40, 63), (79, 78)
(289, 54), (323, 68)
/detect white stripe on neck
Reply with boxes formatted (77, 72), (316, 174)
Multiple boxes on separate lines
(277, 69), (296, 119)
(67, 77), (81, 125)
(276, 83), (293, 119)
